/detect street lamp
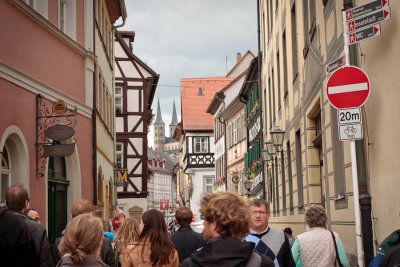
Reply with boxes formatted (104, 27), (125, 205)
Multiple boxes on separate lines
(270, 127), (285, 151)
(244, 179), (253, 198)
(265, 139), (276, 158)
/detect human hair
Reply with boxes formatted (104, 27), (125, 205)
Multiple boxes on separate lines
(305, 205), (327, 228)
(139, 209), (175, 265)
(71, 199), (93, 218)
(5, 184), (29, 212)
(175, 206), (193, 227)
(58, 213), (103, 264)
(92, 206), (103, 219)
(200, 192), (250, 239)
(250, 198), (270, 213)
(284, 227), (293, 235)
(115, 217), (140, 253)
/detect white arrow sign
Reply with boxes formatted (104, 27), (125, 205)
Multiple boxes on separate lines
(346, 24), (381, 45)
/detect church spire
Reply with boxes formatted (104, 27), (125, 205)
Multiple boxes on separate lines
(170, 100), (178, 126)
(154, 98), (165, 125)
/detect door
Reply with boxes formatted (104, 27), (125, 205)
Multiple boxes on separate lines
(47, 157), (69, 249)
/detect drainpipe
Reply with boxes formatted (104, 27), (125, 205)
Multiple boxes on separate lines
(92, 0), (97, 206)
(343, 0), (374, 264)
(215, 94), (228, 191)
(257, 0), (266, 199)
(114, 0), (127, 29)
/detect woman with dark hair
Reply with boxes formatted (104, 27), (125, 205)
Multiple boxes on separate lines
(291, 205), (349, 267)
(120, 209), (179, 267)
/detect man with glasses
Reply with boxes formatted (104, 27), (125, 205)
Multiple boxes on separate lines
(245, 199), (295, 267)
(6, 184), (54, 267)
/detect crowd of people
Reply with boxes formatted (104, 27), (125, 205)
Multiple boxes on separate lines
(1, 183), (399, 266)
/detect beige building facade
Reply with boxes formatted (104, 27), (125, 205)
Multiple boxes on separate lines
(259, 0), (400, 264)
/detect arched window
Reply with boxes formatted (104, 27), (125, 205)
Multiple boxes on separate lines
(0, 148), (10, 203)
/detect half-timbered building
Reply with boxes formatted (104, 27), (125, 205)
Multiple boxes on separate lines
(179, 77), (233, 215)
(114, 31), (159, 216)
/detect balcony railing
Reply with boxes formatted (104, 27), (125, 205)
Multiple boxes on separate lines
(184, 152), (215, 170)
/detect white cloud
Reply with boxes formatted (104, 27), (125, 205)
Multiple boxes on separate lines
(122, 1), (258, 147)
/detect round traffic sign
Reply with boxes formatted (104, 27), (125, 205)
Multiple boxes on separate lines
(326, 66), (370, 109)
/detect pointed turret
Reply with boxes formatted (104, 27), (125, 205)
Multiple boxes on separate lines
(154, 98), (165, 151)
(154, 98), (165, 125)
(170, 100), (178, 126)
(169, 100), (178, 138)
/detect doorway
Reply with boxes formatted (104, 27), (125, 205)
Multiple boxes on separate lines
(47, 157), (69, 248)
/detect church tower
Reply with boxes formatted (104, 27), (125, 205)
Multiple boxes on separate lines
(169, 100), (178, 137)
(154, 98), (165, 151)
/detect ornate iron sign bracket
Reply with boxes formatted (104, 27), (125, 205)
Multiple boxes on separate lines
(36, 94), (78, 177)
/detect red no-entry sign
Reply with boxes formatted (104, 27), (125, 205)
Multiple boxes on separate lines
(326, 66), (370, 109)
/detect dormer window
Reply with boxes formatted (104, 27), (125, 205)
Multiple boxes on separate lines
(197, 87), (203, 96)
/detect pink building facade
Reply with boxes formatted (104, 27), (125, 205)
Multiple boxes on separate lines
(0, 0), (124, 246)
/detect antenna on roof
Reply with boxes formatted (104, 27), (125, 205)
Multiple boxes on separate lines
(225, 56), (228, 73)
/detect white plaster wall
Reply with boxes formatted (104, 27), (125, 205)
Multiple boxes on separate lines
(190, 169), (215, 216)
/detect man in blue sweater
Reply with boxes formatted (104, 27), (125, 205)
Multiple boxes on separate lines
(245, 199), (295, 267)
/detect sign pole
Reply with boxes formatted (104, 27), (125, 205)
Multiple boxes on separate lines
(343, 10), (364, 267)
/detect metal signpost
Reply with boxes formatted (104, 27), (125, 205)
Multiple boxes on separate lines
(326, 56), (345, 75)
(344, 0), (388, 20)
(339, 0), (391, 264)
(346, 24), (381, 45)
(338, 108), (363, 141)
(326, 66), (371, 110)
(346, 6), (391, 33)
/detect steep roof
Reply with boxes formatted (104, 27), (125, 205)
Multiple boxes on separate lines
(170, 100), (178, 126)
(181, 77), (233, 131)
(154, 98), (165, 125)
(226, 50), (256, 78)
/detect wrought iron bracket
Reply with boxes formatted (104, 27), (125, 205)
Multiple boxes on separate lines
(36, 94), (78, 177)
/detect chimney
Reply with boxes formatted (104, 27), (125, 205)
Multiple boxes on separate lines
(236, 52), (242, 63)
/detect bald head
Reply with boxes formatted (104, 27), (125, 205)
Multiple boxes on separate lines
(6, 184), (29, 212)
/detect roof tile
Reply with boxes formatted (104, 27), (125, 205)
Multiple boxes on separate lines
(181, 77), (233, 131)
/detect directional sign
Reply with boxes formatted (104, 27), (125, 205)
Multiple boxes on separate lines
(339, 123), (363, 141)
(326, 66), (370, 109)
(338, 108), (362, 125)
(346, 6), (390, 33)
(346, 24), (381, 45)
(344, 0), (388, 21)
(326, 56), (345, 75)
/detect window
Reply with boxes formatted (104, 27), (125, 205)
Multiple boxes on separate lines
(1, 148), (10, 203)
(59, 0), (66, 33)
(116, 143), (123, 168)
(204, 176), (213, 193)
(295, 130), (304, 211)
(197, 87), (203, 96)
(282, 31), (288, 96)
(193, 137), (208, 153)
(276, 51), (281, 109)
(271, 68), (276, 122)
(287, 141), (294, 211)
(331, 107), (346, 208)
(291, 3), (299, 80)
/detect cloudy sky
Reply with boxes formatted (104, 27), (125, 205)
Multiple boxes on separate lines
(122, 1), (258, 147)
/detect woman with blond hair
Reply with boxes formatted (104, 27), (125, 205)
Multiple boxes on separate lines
(57, 213), (107, 267)
(114, 217), (140, 265)
(120, 209), (179, 267)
